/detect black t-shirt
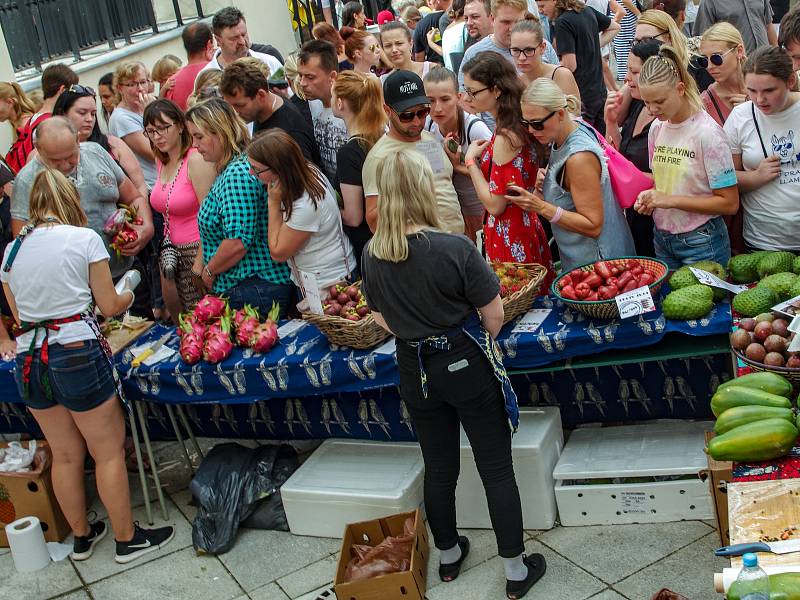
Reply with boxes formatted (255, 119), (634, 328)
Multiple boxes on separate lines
(254, 100), (321, 167)
(412, 11), (446, 64)
(555, 7), (611, 112)
(361, 231), (499, 340)
(335, 138), (372, 267)
(290, 95), (314, 127)
(771, 0), (790, 22)
(0, 160), (14, 315)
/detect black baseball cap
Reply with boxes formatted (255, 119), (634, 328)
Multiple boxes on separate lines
(383, 70), (429, 113)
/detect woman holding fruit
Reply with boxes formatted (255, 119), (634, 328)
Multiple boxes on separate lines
(247, 130), (356, 293)
(517, 78), (635, 273)
(361, 149), (546, 600)
(461, 53), (555, 290)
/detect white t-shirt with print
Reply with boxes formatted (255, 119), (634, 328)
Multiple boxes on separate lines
(285, 182), (355, 289)
(724, 99), (800, 251)
(1, 225), (110, 348)
(309, 100), (350, 184)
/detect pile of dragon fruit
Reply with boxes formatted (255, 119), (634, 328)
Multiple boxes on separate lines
(103, 203), (141, 255)
(178, 295), (280, 364)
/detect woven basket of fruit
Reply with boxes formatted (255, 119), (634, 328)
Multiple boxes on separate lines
(493, 263), (548, 324)
(730, 316), (800, 385)
(550, 257), (669, 319)
(302, 282), (391, 349)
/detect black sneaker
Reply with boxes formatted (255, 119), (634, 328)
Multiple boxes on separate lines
(506, 553), (547, 599)
(114, 522), (175, 564)
(71, 520), (107, 561)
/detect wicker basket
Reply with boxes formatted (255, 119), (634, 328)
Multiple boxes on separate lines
(733, 348), (800, 385)
(496, 262), (549, 324)
(550, 257), (669, 320)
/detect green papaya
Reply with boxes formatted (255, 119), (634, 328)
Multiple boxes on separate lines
(715, 405), (795, 434)
(710, 386), (793, 417)
(705, 418), (798, 461)
(727, 572), (800, 599)
(716, 372), (793, 398)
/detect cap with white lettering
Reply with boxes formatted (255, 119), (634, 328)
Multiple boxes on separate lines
(382, 70), (429, 114)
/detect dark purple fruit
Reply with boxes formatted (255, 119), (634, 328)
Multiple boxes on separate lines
(764, 334), (787, 354)
(764, 352), (786, 367)
(730, 329), (752, 351)
(754, 321), (773, 342)
(745, 343), (767, 363)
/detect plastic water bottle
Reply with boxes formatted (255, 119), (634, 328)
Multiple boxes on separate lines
(735, 553), (770, 600)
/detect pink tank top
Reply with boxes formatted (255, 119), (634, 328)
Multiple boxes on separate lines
(149, 148), (201, 244)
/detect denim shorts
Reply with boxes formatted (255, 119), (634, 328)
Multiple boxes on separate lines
(224, 276), (295, 319)
(15, 339), (117, 412)
(653, 216), (731, 271)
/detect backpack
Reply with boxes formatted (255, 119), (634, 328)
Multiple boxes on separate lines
(5, 113), (49, 174)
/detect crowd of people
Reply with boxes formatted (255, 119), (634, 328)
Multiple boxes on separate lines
(0, 0), (798, 595)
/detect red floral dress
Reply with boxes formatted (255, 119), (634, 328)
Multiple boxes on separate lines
(480, 137), (555, 292)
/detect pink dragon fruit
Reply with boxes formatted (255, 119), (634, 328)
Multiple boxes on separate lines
(232, 304), (258, 328)
(103, 208), (130, 235)
(234, 305), (261, 347)
(194, 295), (227, 324)
(177, 312), (205, 338)
(249, 302), (280, 353)
(179, 332), (204, 364)
(203, 315), (234, 363)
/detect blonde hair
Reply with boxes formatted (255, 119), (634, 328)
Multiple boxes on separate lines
(491, 0), (526, 14)
(521, 77), (581, 114)
(185, 97), (250, 169)
(29, 169), (88, 228)
(638, 10), (688, 67)
(0, 82), (37, 130)
(639, 45), (702, 113)
(369, 150), (441, 263)
(27, 89), (44, 112)
(332, 71), (386, 149)
(113, 61), (147, 102)
(282, 54), (305, 100)
(151, 54), (183, 83)
(187, 69), (223, 107)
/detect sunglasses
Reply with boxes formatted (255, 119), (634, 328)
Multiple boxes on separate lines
(510, 46), (537, 58)
(694, 46), (736, 69)
(68, 84), (95, 96)
(395, 106), (430, 122)
(627, 32), (667, 49)
(520, 110), (557, 131)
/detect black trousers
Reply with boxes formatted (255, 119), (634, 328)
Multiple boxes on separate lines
(397, 333), (524, 558)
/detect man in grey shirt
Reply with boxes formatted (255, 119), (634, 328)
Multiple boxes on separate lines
(693, 0), (777, 53)
(11, 118), (154, 279)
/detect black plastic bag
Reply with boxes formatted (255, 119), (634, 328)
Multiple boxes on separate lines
(190, 443), (299, 554)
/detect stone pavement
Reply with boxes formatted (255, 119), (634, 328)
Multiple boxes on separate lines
(0, 439), (729, 600)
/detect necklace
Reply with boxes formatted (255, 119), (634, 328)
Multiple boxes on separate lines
(160, 156), (183, 191)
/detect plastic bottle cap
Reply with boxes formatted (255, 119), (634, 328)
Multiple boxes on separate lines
(742, 552), (758, 567)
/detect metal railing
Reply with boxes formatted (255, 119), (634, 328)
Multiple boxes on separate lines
(0, 0), (208, 72)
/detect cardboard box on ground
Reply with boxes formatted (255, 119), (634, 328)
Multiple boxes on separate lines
(703, 431), (732, 546)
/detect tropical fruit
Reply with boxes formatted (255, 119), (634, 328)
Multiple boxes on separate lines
(693, 260), (727, 279)
(729, 252), (766, 283)
(757, 272), (798, 301)
(732, 287), (778, 317)
(714, 405), (795, 434)
(716, 371), (793, 397)
(789, 277), (800, 300)
(705, 418), (798, 462)
(661, 284), (714, 320)
(793, 255), (800, 275)
(668, 264), (725, 300)
(757, 251), (795, 278)
(710, 386), (792, 417)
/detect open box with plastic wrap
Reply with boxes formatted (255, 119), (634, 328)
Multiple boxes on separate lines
(0, 441), (69, 546)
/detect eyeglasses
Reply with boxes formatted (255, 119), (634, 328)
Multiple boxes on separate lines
(123, 79), (150, 88)
(510, 46), (537, 58)
(628, 32), (667, 49)
(144, 124), (173, 138)
(520, 110), (557, 131)
(395, 106), (430, 122)
(68, 84), (95, 96)
(463, 86), (490, 100)
(249, 163), (271, 176)
(694, 46), (736, 69)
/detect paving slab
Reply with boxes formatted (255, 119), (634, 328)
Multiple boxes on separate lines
(275, 553), (339, 599)
(248, 581), (292, 600)
(0, 552), (82, 600)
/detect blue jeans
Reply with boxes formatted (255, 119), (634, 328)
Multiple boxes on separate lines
(653, 216), (731, 270)
(225, 276), (294, 319)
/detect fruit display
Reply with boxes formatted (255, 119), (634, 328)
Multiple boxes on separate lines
(661, 284), (714, 320)
(705, 372), (799, 462)
(669, 260), (727, 300)
(729, 314), (800, 369)
(757, 272), (798, 302)
(730, 251), (800, 315)
(103, 203), (141, 256)
(554, 259), (659, 301)
(732, 287), (778, 317)
(492, 263), (537, 297)
(728, 572), (800, 600)
(322, 283), (371, 321)
(178, 296), (279, 364)
(758, 251), (795, 278)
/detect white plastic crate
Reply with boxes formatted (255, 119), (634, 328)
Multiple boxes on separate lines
(455, 407), (563, 530)
(281, 439), (424, 538)
(553, 421), (714, 526)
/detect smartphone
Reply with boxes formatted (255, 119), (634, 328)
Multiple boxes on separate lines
(506, 186), (522, 197)
(446, 138), (460, 154)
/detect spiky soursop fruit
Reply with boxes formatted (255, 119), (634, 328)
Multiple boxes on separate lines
(758, 251), (795, 278)
(669, 265), (724, 301)
(692, 260), (727, 279)
(757, 272), (798, 301)
(729, 253), (766, 284)
(662, 285), (714, 320)
(789, 277), (800, 300)
(732, 287), (779, 317)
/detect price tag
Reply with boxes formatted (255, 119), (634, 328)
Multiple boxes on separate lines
(373, 337), (397, 355)
(789, 315), (800, 333)
(512, 309), (552, 333)
(415, 141), (445, 173)
(615, 285), (656, 319)
(277, 319), (306, 338)
(772, 295), (800, 318)
(789, 333), (800, 353)
(299, 270), (324, 315)
(688, 267), (748, 293)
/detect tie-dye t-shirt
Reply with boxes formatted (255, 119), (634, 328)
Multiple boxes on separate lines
(648, 110), (737, 234)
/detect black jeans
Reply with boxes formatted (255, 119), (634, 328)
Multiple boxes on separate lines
(397, 333), (524, 558)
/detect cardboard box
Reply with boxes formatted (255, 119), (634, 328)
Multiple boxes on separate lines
(334, 509), (428, 600)
(0, 441), (70, 546)
(703, 431), (732, 546)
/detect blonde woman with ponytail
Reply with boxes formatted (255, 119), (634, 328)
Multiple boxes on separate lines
(699, 22), (747, 126)
(635, 45), (739, 269)
(519, 78), (634, 273)
(0, 82), (36, 137)
(361, 149), (545, 600)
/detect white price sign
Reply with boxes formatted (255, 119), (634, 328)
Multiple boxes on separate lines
(512, 309), (552, 334)
(615, 285), (656, 319)
(772, 295), (800, 318)
(688, 267), (747, 293)
(299, 270), (324, 315)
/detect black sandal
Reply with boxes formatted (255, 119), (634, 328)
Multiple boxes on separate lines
(506, 553), (546, 599)
(438, 536), (470, 582)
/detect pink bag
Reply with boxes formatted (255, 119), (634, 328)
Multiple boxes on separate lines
(582, 122), (654, 209)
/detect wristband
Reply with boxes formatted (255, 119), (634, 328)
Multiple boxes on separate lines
(123, 290), (135, 311)
(204, 265), (214, 279)
(465, 159), (476, 168)
(549, 206), (563, 224)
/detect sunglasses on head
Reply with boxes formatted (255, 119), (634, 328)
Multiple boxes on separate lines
(395, 106), (430, 122)
(520, 110), (557, 131)
(694, 46), (736, 69)
(68, 84), (95, 96)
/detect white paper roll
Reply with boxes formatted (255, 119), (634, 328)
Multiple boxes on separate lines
(715, 565), (800, 592)
(5, 516), (51, 572)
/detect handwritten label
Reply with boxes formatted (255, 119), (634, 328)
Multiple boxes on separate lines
(416, 141), (445, 173)
(772, 295), (800, 318)
(512, 309), (552, 334)
(615, 286), (656, 319)
(300, 270), (324, 315)
(277, 319), (306, 338)
(689, 268), (748, 293)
